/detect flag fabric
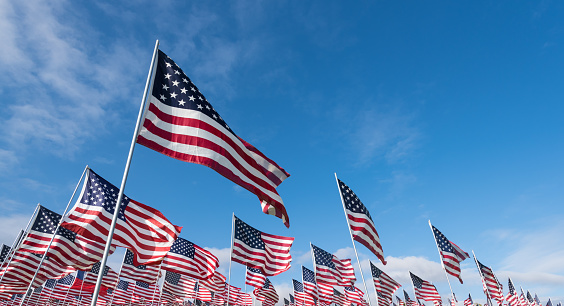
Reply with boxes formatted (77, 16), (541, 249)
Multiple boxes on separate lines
(311, 244), (356, 286)
(506, 279), (520, 306)
(136, 49), (291, 227)
(133, 281), (157, 302)
(535, 294), (541, 306)
(238, 292), (253, 306)
(0, 245), (10, 264)
(302, 266), (318, 300)
(344, 286), (364, 305)
(60, 168), (182, 266)
(83, 262), (119, 289)
(231, 216), (294, 276)
(404, 290), (418, 306)
(194, 283), (212, 302)
(246, 267), (266, 288)
(163, 271), (197, 298)
(476, 260), (503, 305)
(519, 289), (529, 306)
(111, 280), (134, 302)
(50, 274), (76, 300)
(120, 249), (161, 284)
(463, 294), (473, 306)
(430, 225), (469, 284)
(370, 261), (401, 303)
(199, 271), (226, 293)
(0, 250), (75, 287)
(253, 278), (279, 303)
(333, 289), (346, 306)
(221, 284), (241, 305)
(161, 238), (218, 280)
(337, 179), (386, 264)
(397, 296), (406, 306)
(410, 273), (441, 304)
(546, 299), (552, 306)
(317, 281), (334, 301)
(293, 279), (315, 306)
(289, 293), (296, 306)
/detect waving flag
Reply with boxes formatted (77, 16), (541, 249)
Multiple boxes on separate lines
(464, 294), (473, 306)
(302, 266), (318, 300)
(231, 216), (294, 276)
(222, 284), (241, 304)
(404, 290), (418, 306)
(506, 278), (520, 306)
(370, 261), (401, 303)
(293, 279), (315, 306)
(83, 262), (119, 289)
(137, 49), (291, 227)
(194, 282), (212, 302)
(133, 281), (158, 302)
(18, 205), (113, 271)
(397, 296), (405, 306)
(253, 278), (279, 303)
(199, 271), (226, 293)
(246, 267), (266, 288)
(0, 250), (75, 286)
(0, 245), (11, 264)
(161, 237), (218, 280)
(163, 271), (197, 298)
(410, 272), (442, 304)
(112, 280), (135, 302)
(311, 244), (355, 286)
(476, 259), (503, 305)
(337, 179), (386, 264)
(333, 289), (346, 306)
(430, 224), (469, 284)
(120, 249), (161, 284)
(60, 168), (182, 266)
(345, 286), (364, 305)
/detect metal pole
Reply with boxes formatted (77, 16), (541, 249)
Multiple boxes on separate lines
(227, 213), (235, 306)
(149, 265), (162, 304)
(334, 173), (373, 306)
(90, 39), (160, 306)
(428, 221), (456, 303)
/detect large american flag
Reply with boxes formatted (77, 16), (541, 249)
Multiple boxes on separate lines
(246, 267), (266, 288)
(506, 278), (520, 306)
(410, 272), (442, 304)
(199, 271), (226, 293)
(430, 225), (469, 284)
(136, 49), (291, 227)
(370, 261), (401, 303)
(301, 266), (318, 300)
(476, 260), (503, 305)
(60, 168), (182, 266)
(231, 216), (294, 276)
(337, 179), (386, 265)
(120, 249), (161, 284)
(311, 244), (356, 286)
(161, 238), (218, 280)
(253, 278), (279, 303)
(83, 262), (119, 289)
(18, 205), (113, 271)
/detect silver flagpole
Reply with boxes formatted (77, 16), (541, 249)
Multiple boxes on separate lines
(334, 173), (373, 306)
(472, 251), (492, 306)
(227, 213), (235, 306)
(89, 39), (160, 306)
(428, 220), (456, 303)
(108, 251), (129, 306)
(19, 165), (89, 306)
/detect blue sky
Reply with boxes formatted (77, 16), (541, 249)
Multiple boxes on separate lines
(1, 0), (564, 305)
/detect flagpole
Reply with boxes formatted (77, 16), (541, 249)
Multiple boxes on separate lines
(76, 272), (87, 306)
(334, 173), (373, 306)
(471, 251), (492, 306)
(227, 213), (235, 306)
(428, 220), (456, 303)
(90, 39), (160, 306)
(19, 165), (89, 306)
(149, 265), (163, 304)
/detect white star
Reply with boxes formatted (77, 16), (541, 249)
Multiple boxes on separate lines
(183, 78), (189, 83)
(164, 73), (171, 79)
(170, 92), (178, 99)
(174, 70), (180, 75)
(165, 62), (172, 67)
(172, 80), (179, 87)
(180, 88), (188, 94)
(178, 99), (186, 106)
(206, 105), (210, 110)
(162, 84), (169, 90)
(188, 96), (196, 101)
(191, 87), (196, 92)
(197, 104), (203, 110)
(160, 94), (166, 100)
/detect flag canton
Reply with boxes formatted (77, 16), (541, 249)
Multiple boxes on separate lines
(165, 271), (181, 285)
(284, 298), (289, 305)
(290, 294), (295, 303)
(302, 266), (316, 284)
(334, 289), (342, 296)
(80, 169), (129, 221)
(311, 245), (336, 269)
(432, 226), (454, 253)
(404, 290), (412, 301)
(292, 280), (304, 292)
(124, 249), (146, 269)
(338, 179), (372, 221)
(0, 245), (10, 262)
(136, 281), (150, 289)
(370, 262), (383, 278)
(117, 280), (129, 291)
(527, 292), (534, 303)
(170, 237), (195, 258)
(234, 217), (265, 250)
(263, 278), (272, 289)
(58, 274), (75, 285)
(248, 267), (263, 274)
(32, 206), (62, 234)
(535, 295), (540, 304)
(409, 273), (423, 289)
(90, 262), (102, 274)
(153, 50), (232, 135)
(45, 279), (57, 288)
(508, 279), (515, 294)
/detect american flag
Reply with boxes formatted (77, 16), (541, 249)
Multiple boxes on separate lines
(317, 281), (334, 304)
(535, 294), (541, 306)
(0, 250), (75, 287)
(301, 266), (318, 300)
(246, 267), (266, 288)
(0, 245), (10, 264)
(238, 292), (253, 306)
(430, 225), (469, 284)
(410, 272), (442, 305)
(133, 281), (157, 302)
(344, 286), (364, 305)
(137, 49), (291, 227)
(546, 299), (553, 306)
(449, 299), (456, 306)
(231, 216), (294, 276)
(50, 274), (76, 300)
(519, 289), (529, 306)
(120, 249), (161, 284)
(199, 271), (226, 293)
(293, 279), (315, 306)
(476, 259), (503, 305)
(194, 283), (212, 302)
(370, 261), (401, 303)
(285, 298), (290, 306)
(397, 296), (406, 306)
(221, 284), (241, 305)
(209, 291), (225, 306)
(311, 244), (356, 286)
(60, 168), (182, 266)
(463, 294), (473, 306)
(161, 238), (218, 281)
(375, 289), (391, 306)
(112, 280), (134, 302)
(83, 262), (119, 289)
(337, 179), (386, 264)
(333, 289), (346, 306)
(18, 205), (113, 271)
(404, 290), (418, 306)
(253, 278), (279, 303)
(506, 278), (520, 306)
(163, 271), (197, 298)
